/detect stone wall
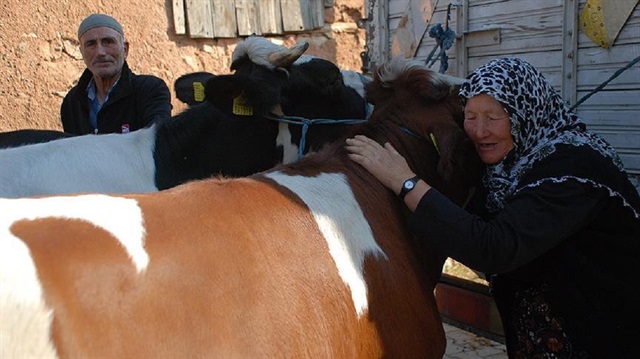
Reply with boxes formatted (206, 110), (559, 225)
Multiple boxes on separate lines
(0, 0), (365, 131)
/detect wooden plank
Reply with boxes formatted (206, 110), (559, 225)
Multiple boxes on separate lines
(390, 0), (436, 58)
(236, 0), (261, 36)
(464, 28), (500, 47)
(186, 0), (215, 38)
(172, 0), (186, 35)
(385, 0), (640, 175)
(281, 0), (324, 31)
(469, 0), (563, 20)
(455, 0), (469, 78)
(618, 154), (640, 175)
(389, 0), (410, 16)
(390, 1), (414, 58)
(577, 42), (640, 66)
(593, 131), (640, 150)
(576, 66), (640, 89)
(312, 0), (325, 29)
(572, 90), (640, 108)
(366, 0), (390, 70)
(281, 0), (305, 31)
(562, 0), (578, 105)
(259, 0), (283, 34)
(212, 0), (238, 38)
(578, 109), (640, 128)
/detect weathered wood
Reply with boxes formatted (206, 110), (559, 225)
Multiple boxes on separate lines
(314, 0), (325, 28)
(282, 0), (304, 32)
(365, 0), (390, 72)
(390, 2), (414, 58)
(562, 0), (578, 105)
(182, 0), (328, 37)
(186, 0), (215, 38)
(172, 0), (186, 35)
(282, 0), (324, 32)
(391, 0), (436, 58)
(381, 0), (640, 174)
(212, 0), (238, 38)
(259, 0), (284, 34)
(236, 0), (261, 36)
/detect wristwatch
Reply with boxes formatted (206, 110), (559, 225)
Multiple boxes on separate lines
(399, 176), (420, 199)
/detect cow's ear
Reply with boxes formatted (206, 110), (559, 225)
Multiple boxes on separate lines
(204, 75), (244, 111)
(415, 72), (453, 103)
(363, 79), (387, 106)
(430, 120), (467, 181)
(429, 92), (468, 181)
(174, 72), (216, 106)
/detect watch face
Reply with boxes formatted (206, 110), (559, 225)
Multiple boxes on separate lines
(404, 181), (415, 190)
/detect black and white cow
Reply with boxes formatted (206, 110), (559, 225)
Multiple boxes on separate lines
(174, 53), (371, 164)
(278, 55), (371, 162)
(0, 37), (370, 198)
(0, 129), (72, 148)
(0, 38), (307, 198)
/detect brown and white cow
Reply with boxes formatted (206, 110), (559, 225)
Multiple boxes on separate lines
(0, 57), (481, 358)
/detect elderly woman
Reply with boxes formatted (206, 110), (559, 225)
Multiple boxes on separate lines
(346, 57), (639, 358)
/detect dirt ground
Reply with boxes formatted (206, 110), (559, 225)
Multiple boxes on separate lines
(0, 0), (366, 132)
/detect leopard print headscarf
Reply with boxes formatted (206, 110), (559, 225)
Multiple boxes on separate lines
(459, 57), (626, 213)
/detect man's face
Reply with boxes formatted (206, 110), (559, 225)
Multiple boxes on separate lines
(79, 27), (128, 80)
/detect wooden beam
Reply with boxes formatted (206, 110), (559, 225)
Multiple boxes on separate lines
(260, 0), (284, 34)
(282, 0), (324, 31)
(186, 0), (215, 38)
(281, 0), (306, 32)
(562, 0), (578, 106)
(236, 0), (261, 36)
(311, 0), (324, 29)
(212, 0), (238, 38)
(172, 0), (186, 35)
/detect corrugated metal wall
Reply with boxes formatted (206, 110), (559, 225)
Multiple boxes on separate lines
(367, 0), (640, 177)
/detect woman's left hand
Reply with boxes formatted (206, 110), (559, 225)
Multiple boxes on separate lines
(345, 135), (416, 195)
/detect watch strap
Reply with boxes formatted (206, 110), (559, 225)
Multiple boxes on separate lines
(399, 176), (420, 199)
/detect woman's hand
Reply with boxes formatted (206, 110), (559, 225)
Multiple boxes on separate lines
(346, 135), (432, 211)
(345, 135), (415, 195)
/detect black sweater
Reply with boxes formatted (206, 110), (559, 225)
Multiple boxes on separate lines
(410, 144), (640, 358)
(61, 62), (172, 134)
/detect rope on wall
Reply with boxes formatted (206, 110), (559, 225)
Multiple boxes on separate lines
(424, 3), (456, 74)
(569, 54), (640, 111)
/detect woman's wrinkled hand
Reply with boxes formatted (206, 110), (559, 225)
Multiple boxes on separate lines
(345, 135), (416, 194)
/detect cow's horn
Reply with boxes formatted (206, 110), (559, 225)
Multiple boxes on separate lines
(268, 42), (309, 68)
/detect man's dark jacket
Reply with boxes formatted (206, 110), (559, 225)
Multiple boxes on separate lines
(61, 62), (172, 134)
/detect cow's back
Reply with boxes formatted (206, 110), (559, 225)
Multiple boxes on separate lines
(2, 174), (444, 358)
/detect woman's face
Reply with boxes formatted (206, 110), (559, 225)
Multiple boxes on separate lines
(464, 94), (515, 165)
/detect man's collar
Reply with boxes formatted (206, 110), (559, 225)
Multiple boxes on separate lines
(86, 76), (121, 103)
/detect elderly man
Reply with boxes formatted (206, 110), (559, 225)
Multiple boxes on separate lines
(61, 14), (171, 134)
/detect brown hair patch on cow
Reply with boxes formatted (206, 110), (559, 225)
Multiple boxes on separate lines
(11, 217), (142, 357)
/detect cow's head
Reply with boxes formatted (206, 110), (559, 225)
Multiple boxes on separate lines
(364, 57), (482, 204)
(203, 37), (310, 119)
(281, 56), (368, 121)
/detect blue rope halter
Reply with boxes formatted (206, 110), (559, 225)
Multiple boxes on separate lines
(266, 115), (369, 161)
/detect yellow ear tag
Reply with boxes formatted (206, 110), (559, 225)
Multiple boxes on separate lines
(193, 82), (205, 102)
(232, 94), (254, 116)
(429, 133), (440, 155)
